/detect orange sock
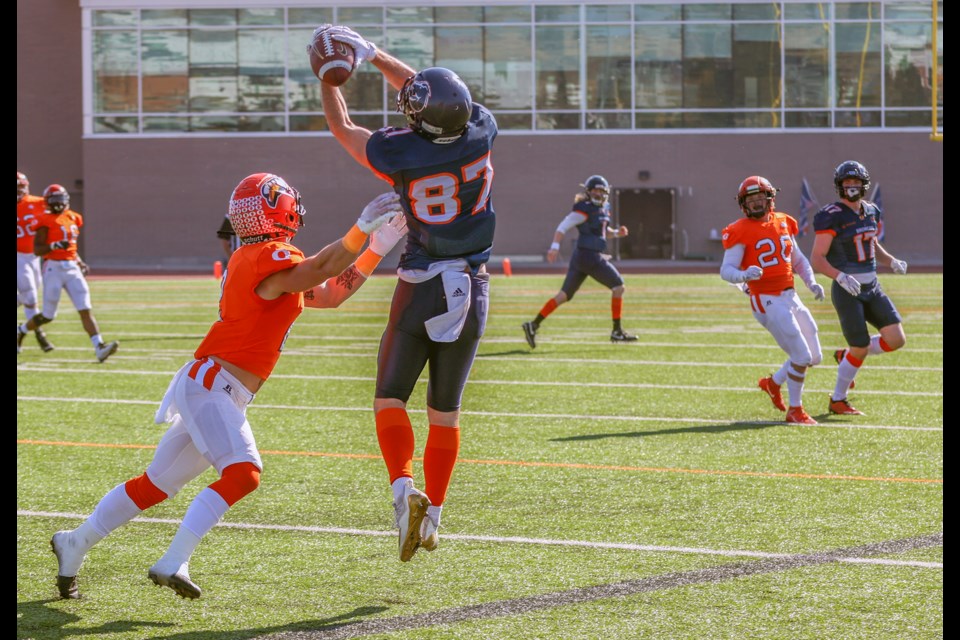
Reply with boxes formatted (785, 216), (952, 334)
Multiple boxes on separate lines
(375, 407), (415, 483)
(423, 424), (460, 507)
(538, 298), (558, 319)
(612, 297), (623, 321)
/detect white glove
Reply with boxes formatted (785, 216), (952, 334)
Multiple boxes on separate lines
(743, 265), (763, 281)
(368, 213), (408, 256)
(836, 272), (861, 297)
(327, 25), (378, 65)
(807, 281), (825, 301)
(891, 259), (908, 275)
(306, 24), (332, 53)
(357, 192), (402, 234)
(49, 240), (69, 250)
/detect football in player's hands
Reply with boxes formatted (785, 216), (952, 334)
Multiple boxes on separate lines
(307, 28), (355, 86)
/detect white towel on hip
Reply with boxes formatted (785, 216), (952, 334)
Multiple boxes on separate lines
(399, 259), (472, 343)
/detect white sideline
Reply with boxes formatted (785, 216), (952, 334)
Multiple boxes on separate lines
(18, 509), (942, 570)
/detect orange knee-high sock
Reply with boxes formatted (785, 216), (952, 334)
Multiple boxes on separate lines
(423, 424), (460, 507)
(375, 407), (415, 483)
(538, 298), (558, 320)
(611, 297), (623, 321)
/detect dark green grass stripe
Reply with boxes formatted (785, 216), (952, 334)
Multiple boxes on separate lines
(267, 533), (942, 640)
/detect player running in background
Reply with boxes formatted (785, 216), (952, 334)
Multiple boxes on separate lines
(16, 171), (54, 352)
(522, 175), (637, 348)
(316, 25), (496, 562)
(810, 160), (908, 417)
(17, 184), (117, 362)
(720, 176), (825, 425)
(50, 173), (405, 600)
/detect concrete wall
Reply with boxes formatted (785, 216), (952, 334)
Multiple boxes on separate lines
(19, 0), (943, 271)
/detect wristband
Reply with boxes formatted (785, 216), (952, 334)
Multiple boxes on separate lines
(355, 248), (382, 278)
(342, 224), (367, 253)
(550, 242), (560, 251)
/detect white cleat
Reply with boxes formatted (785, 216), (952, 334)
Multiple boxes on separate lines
(95, 340), (119, 363)
(394, 485), (430, 562)
(148, 561), (201, 599)
(420, 512), (439, 552)
(50, 530), (85, 599)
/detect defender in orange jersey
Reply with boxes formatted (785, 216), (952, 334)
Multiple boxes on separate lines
(49, 173), (406, 600)
(16, 171), (54, 352)
(720, 176), (826, 426)
(17, 184), (117, 360)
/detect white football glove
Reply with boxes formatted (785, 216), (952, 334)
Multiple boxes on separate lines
(891, 258), (908, 275)
(357, 192), (402, 235)
(836, 272), (861, 297)
(327, 25), (378, 65)
(368, 212), (408, 257)
(49, 240), (69, 250)
(743, 265), (763, 281)
(306, 24), (333, 54)
(807, 281), (825, 301)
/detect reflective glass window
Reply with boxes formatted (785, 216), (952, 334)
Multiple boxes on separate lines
(93, 31), (138, 112)
(536, 26), (580, 109)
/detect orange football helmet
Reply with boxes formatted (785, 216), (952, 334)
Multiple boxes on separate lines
(228, 173), (305, 243)
(736, 176), (778, 219)
(43, 184), (70, 213)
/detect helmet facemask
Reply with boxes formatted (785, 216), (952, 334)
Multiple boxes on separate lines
(583, 175), (610, 206)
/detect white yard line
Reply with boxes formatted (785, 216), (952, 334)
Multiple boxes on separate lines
(18, 509), (941, 570)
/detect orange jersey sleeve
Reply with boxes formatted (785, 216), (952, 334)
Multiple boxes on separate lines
(17, 195), (46, 253)
(41, 210), (83, 261)
(721, 212), (798, 295)
(194, 241), (306, 380)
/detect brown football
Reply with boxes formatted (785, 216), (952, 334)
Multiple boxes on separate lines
(308, 31), (355, 87)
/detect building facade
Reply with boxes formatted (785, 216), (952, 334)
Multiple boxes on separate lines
(18, 1), (943, 270)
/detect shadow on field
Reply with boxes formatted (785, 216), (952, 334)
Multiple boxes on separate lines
(476, 349), (535, 357)
(147, 606), (389, 640)
(550, 421), (782, 441)
(17, 600), (388, 640)
(17, 598), (173, 639)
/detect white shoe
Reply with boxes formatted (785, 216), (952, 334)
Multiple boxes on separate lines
(394, 485), (430, 562)
(50, 530), (85, 599)
(95, 340), (119, 363)
(148, 561), (201, 599)
(420, 512), (439, 552)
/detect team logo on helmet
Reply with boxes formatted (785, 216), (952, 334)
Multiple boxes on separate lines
(406, 80), (431, 114)
(260, 175), (296, 209)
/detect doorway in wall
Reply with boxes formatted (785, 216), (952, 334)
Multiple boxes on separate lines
(613, 188), (676, 259)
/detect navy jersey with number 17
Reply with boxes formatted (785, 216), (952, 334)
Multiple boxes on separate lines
(813, 200), (881, 275)
(366, 104), (497, 271)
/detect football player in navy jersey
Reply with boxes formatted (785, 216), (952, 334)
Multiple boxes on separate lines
(314, 25), (496, 562)
(810, 161), (908, 417)
(522, 175), (637, 348)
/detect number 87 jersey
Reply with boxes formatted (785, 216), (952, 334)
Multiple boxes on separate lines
(721, 211), (800, 295)
(365, 103), (498, 271)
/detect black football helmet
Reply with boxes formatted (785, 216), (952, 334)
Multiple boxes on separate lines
(43, 184), (70, 213)
(833, 160), (870, 201)
(582, 175), (610, 206)
(396, 67), (472, 143)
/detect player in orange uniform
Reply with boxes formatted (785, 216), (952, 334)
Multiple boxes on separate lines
(16, 171), (54, 352)
(16, 185), (119, 361)
(49, 173), (405, 600)
(720, 176), (825, 425)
